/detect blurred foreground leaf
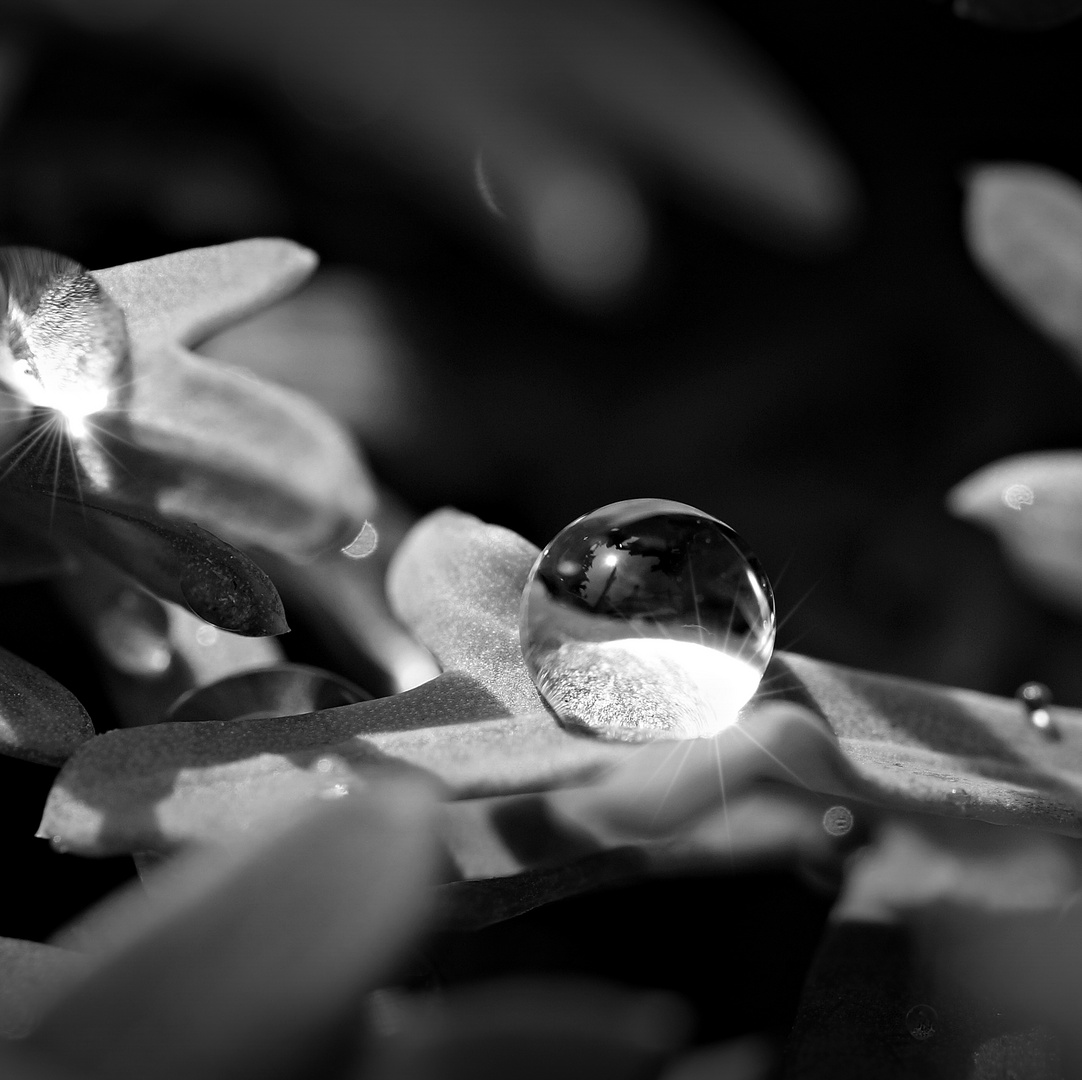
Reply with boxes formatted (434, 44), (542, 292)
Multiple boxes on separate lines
(28, 785), (438, 1080)
(948, 451), (1082, 616)
(0, 938), (84, 1040)
(966, 164), (1082, 367)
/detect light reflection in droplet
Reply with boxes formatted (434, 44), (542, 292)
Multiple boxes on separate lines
(521, 499), (775, 741)
(0, 247), (127, 431)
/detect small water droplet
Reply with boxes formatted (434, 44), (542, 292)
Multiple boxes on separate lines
(905, 1004), (937, 1041)
(0, 247), (128, 428)
(822, 805), (853, 836)
(94, 588), (172, 676)
(1016, 681), (1059, 738)
(341, 521), (378, 559)
(1002, 483), (1034, 511)
(195, 624), (220, 647)
(315, 757), (334, 774)
(520, 499), (775, 741)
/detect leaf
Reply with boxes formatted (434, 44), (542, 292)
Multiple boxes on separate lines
(55, 555), (284, 728)
(948, 450), (1082, 614)
(257, 490), (441, 697)
(1, 485), (286, 636)
(965, 164), (1082, 366)
(40, 510), (1082, 856)
(37, 674), (626, 856)
(28, 784), (438, 1080)
(953, 0), (1082, 28)
(366, 977), (689, 1080)
(92, 240), (377, 557)
(0, 938), (85, 1040)
(385, 507), (552, 715)
(0, 644), (94, 766)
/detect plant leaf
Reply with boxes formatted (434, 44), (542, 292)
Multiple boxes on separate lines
(0, 938), (85, 1040)
(28, 784), (438, 1080)
(948, 450), (1082, 615)
(0, 644), (94, 766)
(366, 977), (688, 1080)
(965, 164), (1082, 366)
(39, 510), (1082, 856)
(90, 241), (376, 557)
(1, 485), (286, 636)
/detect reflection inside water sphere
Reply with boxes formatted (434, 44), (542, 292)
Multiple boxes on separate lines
(520, 498), (775, 741)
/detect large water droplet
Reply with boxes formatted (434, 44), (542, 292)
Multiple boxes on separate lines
(520, 499), (775, 741)
(0, 247), (128, 429)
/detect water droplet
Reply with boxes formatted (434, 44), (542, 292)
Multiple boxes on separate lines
(905, 1004), (937, 1041)
(315, 756), (334, 774)
(1016, 681), (1059, 738)
(520, 499), (775, 741)
(167, 664), (371, 723)
(0, 247), (127, 429)
(822, 805), (853, 836)
(1002, 483), (1034, 510)
(94, 588), (173, 676)
(341, 521), (378, 559)
(194, 624), (220, 647)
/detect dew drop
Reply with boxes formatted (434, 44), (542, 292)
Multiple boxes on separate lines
(194, 624), (220, 647)
(521, 499), (775, 741)
(905, 1004), (937, 1041)
(0, 247), (128, 429)
(341, 521), (378, 559)
(1016, 681), (1058, 738)
(822, 805), (854, 837)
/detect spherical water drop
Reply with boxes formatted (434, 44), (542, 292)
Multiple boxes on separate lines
(905, 1004), (937, 1041)
(520, 499), (775, 741)
(822, 805), (854, 837)
(0, 247), (128, 428)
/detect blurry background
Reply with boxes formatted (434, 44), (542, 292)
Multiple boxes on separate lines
(3, 0), (1082, 1057)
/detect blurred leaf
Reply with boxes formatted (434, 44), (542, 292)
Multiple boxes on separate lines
(0, 519), (74, 584)
(40, 510), (1082, 857)
(0, 644), (94, 766)
(838, 815), (1082, 925)
(948, 451), (1082, 615)
(954, 0), (1082, 28)
(367, 977), (689, 1080)
(965, 164), (1082, 366)
(29, 784), (438, 1080)
(0, 938), (85, 1040)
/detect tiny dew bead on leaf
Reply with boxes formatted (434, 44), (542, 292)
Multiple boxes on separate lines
(520, 499), (775, 742)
